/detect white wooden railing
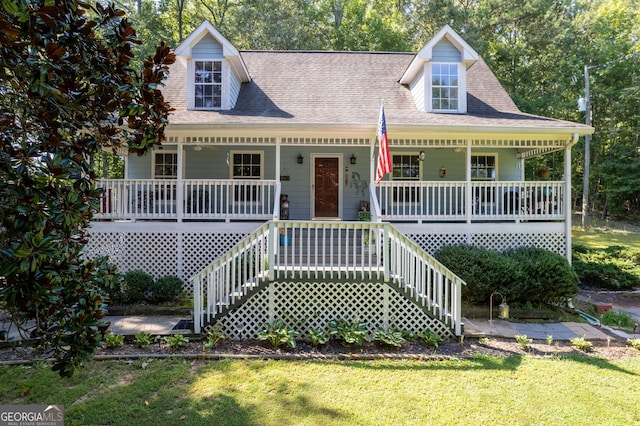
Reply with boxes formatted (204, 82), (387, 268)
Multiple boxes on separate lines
(376, 181), (564, 221)
(192, 220), (464, 336)
(96, 179), (563, 223)
(96, 179), (277, 220)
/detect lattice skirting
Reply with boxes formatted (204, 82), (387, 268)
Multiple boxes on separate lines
(212, 281), (456, 340)
(84, 230), (249, 296)
(85, 226), (566, 296)
(408, 232), (566, 257)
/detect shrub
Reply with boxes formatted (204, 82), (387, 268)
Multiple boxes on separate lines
(503, 247), (578, 305)
(572, 245), (640, 290)
(150, 275), (184, 304)
(433, 244), (520, 304)
(601, 310), (635, 329)
(435, 244), (579, 306)
(120, 270), (154, 304)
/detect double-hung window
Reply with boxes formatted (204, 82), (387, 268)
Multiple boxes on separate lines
(431, 63), (459, 111)
(231, 151), (263, 202)
(391, 154), (421, 203)
(153, 151), (178, 179)
(194, 61), (222, 109)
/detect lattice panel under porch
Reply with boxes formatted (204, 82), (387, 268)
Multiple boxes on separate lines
(214, 281), (455, 340)
(182, 232), (247, 289)
(407, 232), (565, 256)
(85, 230), (249, 296)
(84, 231), (178, 280)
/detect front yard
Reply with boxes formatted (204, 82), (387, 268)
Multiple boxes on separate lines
(1, 353), (638, 425)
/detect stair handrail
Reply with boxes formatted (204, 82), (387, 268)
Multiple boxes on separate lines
(192, 222), (271, 333)
(381, 224), (465, 335)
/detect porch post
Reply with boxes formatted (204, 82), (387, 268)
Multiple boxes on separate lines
(275, 138), (281, 182)
(176, 141), (184, 223)
(465, 145), (472, 226)
(564, 142), (573, 264)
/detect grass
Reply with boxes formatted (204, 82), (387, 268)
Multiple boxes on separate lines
(1, 357), (639, 425)
(572, 215), (640, 250)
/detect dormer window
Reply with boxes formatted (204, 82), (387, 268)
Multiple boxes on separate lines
(194, 60), (222, 109)
(431, 63), (459, 111)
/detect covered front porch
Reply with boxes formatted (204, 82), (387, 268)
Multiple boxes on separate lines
(94, 134), (574, 226)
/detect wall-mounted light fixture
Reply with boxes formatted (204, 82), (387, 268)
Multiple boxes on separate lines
(419, 150), (425, 161)
(350, 154), (357, 165)
(297, 153), (303, 164)
(439, 167), (446, 178)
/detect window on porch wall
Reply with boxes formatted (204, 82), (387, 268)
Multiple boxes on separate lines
(231, 152), (263, 202)
(471, 154), (497, 213)
(392, 154), (421, 203)
(153, 152), (178, 178)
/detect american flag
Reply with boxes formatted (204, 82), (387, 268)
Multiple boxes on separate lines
(375, 105), (391, 184)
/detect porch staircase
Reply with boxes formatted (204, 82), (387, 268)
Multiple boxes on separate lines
(191, 221), (465, 338)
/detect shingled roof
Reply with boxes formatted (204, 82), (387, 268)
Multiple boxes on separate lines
(163, 49), (590, 133)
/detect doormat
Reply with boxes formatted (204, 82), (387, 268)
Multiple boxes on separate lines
(171, 319), (193, 330)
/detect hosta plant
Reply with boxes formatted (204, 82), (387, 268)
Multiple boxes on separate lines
(134, 331), (154, 348)
(258, 319), (299, 349)
(203, 326), (226, 350)
(328, 318), (369, 346)
(569, 336), (593, 352)
(308, 327), (329, 347)
(417, 330), (443, 348)
(163, 334), (190, 349)
(373, 328), (406, 348)
(104, 333), (125, 349)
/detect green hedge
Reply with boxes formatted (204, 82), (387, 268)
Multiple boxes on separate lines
(434, 244), (578, 306)
(572, 245), (640, 290)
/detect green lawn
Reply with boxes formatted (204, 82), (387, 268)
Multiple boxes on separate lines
(1, 356), (639, 425)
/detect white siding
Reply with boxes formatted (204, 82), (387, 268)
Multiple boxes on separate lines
(432, 39), (461, 62)
(192, 34), (223, 59)
(409, 68), (426, 112)
(229, 67), (242, 108)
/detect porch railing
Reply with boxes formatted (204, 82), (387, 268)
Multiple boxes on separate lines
(376, 181), (564, 221)
(192, 220), (464, 336)
(95, 178), (564, 222)
(96, 179), (278, 220)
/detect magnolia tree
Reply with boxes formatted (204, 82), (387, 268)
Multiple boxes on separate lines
(0, 0), (174, 376)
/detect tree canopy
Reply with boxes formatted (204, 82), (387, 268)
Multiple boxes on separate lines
(0, 0), (174, 376)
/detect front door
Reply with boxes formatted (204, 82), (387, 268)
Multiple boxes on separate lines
(313, 156), (340, 218)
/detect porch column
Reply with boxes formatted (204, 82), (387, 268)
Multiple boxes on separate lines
(275, 138), (281, 182)
(465, 145), (472, 225)
(564, 141), (573, 264)
(176, 141), (184, 223)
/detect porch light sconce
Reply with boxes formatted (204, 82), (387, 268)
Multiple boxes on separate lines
(297, 153), (303, 164)
(350, 154), (357, 165)
(439, 167), (446, 178)
(419, 150), (425, 161)
(489, 292), (509, 336)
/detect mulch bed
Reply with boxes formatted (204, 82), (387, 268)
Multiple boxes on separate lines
(1, 336), (638, 364)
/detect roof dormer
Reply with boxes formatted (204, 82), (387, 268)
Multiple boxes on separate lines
(400, 25), (478, 114)
(174, 21), (250, 111)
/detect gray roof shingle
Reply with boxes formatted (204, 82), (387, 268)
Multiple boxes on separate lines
(162, 50), (589, 132)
